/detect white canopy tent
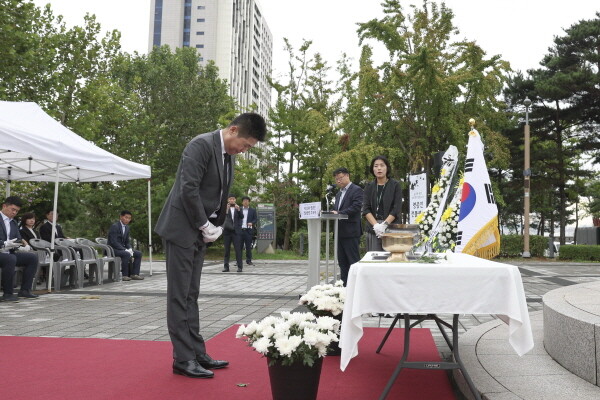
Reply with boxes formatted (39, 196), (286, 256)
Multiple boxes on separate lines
(0, 101), (153, 291)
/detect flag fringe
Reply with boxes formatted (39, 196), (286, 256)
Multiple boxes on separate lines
(461, 216), (501, 260)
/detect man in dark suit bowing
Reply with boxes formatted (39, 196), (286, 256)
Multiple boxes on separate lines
(155, 113), (267, 379)
(108, 210), (143, 281)
(331, 168), (364, 286)
(0, 196), (39, 302)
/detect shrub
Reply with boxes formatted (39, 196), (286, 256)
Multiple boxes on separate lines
(559, 245), (600, 261)
(499, 235), (548, 258)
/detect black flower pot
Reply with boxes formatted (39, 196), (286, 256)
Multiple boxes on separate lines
(267, 357), (323, 400)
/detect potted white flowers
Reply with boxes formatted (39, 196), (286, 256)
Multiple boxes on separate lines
(298, 280), (345, 318)
(236, 311), (340, 400)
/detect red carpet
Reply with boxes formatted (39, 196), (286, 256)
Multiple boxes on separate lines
(0, 327), (454, 399)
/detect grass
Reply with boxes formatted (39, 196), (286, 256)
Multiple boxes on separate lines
(144, 247), (307, 261)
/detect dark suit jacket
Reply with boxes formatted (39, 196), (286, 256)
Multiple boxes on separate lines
(108, 221), (131, 251)
(0, 217), (22, 247)
(242, 207), (257, 228)
(155, 130), (235, 248)
(19, 227), (38, 244)
(224, 207), (243, 233)
(333, 183), (364, 238)
(362, 178), (403, 233)
(39, 221), (66, 243)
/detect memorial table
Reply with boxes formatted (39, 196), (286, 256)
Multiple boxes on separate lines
(339, 252), (534, 400)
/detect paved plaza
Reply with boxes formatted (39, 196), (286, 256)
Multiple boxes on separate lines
(1, 258), (599, 357)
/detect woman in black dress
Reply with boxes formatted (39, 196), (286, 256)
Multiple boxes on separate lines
(362, 155), (403, 251)
(19, 212), (39, 245)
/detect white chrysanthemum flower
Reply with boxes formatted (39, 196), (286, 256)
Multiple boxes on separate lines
(236, 324), (246, 338)
(252, 337), (271, 354)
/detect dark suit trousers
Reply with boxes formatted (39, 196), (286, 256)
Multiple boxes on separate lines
(223, 230), (242, 269)
(165, 238), (207, 362)
(338, 237), (360, 286)
(114, 249), (142, 276)
(0, 252), (38, 294)
(240, 229), (253, 263)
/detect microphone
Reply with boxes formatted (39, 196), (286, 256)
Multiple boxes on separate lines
(326, 184), (336, 193)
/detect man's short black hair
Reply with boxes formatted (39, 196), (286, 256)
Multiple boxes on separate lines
(333, 167), (350, 176)
(242, 196), (250, 201)
(120, 210), (132, 217)
(3, 196), (23, 208)
(230, 113), (267, 141)
(228, 194), (236, 198)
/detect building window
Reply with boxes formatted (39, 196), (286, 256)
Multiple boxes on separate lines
(197, 5), (205, 9)
(198, 57), (204, 61)
(197, 18), (205, 22)
(196, 31), (205, 35)
(195, 44), (204, 48)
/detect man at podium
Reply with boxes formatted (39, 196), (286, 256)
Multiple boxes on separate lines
(331, 168), (364, 286)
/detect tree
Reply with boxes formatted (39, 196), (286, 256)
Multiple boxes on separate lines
(350, 0), (511, 178)
(268, 40), (339, 249)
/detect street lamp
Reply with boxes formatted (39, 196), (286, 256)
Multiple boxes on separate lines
(523, 97), (532, 258)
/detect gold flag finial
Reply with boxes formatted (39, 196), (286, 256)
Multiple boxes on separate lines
(468, 118), (477, 136)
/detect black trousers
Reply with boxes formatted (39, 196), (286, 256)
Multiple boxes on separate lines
(165, 238), (207, 362)
(223, 230), (242, 269)
(114, 249), (142, 276)
(337, 237), (360, 286)
(240, 229), (253, 263)
(0, 251), (38, 295)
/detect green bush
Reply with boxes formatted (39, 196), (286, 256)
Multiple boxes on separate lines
(499, 235), (548, 258)
(559, 245), (600, 261)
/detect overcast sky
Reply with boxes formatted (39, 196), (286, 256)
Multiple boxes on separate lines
(32, 0), (599, 78)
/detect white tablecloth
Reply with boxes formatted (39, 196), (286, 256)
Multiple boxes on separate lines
(339, 252), (534, 371)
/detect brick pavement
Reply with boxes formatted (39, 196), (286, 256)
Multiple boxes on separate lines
(1, 258), (599, 361)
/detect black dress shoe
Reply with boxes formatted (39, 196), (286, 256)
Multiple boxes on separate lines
(222, 268), (229, 272)
(172, 360), (214, 378)
(196, 354), (229, 370)
(1, 294), (19, 302)
(237, 268), (243, 272)
(18, 290), (39, 299)
(247, 261), (254, 266)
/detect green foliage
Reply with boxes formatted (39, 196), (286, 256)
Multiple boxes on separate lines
(348, 0), (511, 174)
(559, 245), (600, 262)
(499, 235), (548, 258)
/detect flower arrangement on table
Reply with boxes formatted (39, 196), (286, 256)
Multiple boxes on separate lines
(236, 311), (340, 366)
(415, 166), (454, 244)
(298, 280), (345, 318)
(435, 177), (463, 251)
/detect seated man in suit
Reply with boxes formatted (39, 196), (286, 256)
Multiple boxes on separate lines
(39, 209), (67, 243)
(0, 196), (39, 302)
(222, 195), (244, 273)
(108, 210), (143, 281)
(331, 168), (364, 286)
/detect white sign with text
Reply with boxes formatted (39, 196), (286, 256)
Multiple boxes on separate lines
(299, 202), (321, 219)
(409, 172), (428, 223)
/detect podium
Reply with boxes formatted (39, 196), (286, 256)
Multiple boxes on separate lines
(305, 213), (348, 290)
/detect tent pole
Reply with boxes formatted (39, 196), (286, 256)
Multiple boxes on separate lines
(47, 163), (60, 292)
(148, 179), (153, 276)
(6, 167), (11, 197)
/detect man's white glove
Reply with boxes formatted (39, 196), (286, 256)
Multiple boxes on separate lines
(126, 248), (134, 256)
(201, 222), (223, 243)
(373, 223), (387, 238)
(17, 244), (31, 252)
(2, 238), (21, 249)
